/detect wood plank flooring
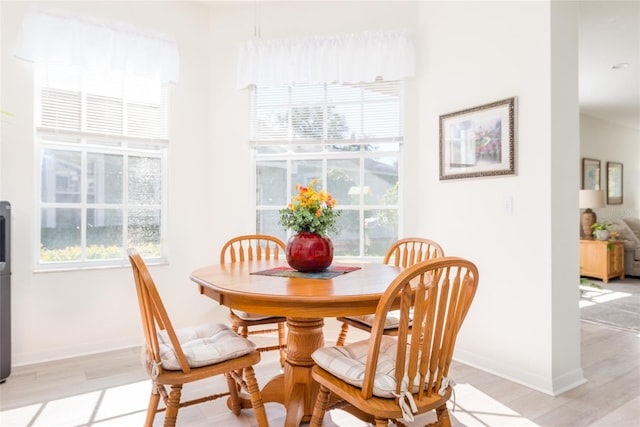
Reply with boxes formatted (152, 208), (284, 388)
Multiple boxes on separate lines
(0, 322), (638, 426)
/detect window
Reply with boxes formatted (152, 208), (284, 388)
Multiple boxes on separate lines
(35, 64), (169, 269)
(252, 80), (402, 258)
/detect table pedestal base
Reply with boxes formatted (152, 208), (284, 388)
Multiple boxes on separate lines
(259, 317), (324, 426)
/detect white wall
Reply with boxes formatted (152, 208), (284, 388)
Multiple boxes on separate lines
(0, 0), (224, 364)
(1, 0), (586, 396)
(416, 0), (583, 394)
(581, 114), (640, 219)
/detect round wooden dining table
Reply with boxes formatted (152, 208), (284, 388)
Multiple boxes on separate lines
(189, 259), (402, 427)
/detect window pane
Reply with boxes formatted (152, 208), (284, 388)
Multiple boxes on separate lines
(256, 210), (287, 242)
(127, 101), (164, 139)
(326, 143), (363, 152)
(252, 80), (402, 258)
(87, 208), (123, 259)
(329, 104), (358, 139)
(129, 157), (161, 205)
(87, 94), (123, 135)
(256, 161), (287, 206)
(40, 88), (82, 131)
(364, 209), (398, 256)
(290, 143), (324, 154)
(40, 207), (81, 261)
(327, 159), (360, 206)
(291, 106), (324, 140)
(291, 160), (322, 194)
(88, 153), (123, 204)
(333, 210), (360, 256)
(255, 107), (289, 141)
(36, 61), (168, 269)
(291, 84), (323, 103)
(364, 102), (401, 137)
(128, 208), (161, 256)
(41, 149), (82, 203)
(364, 156), (399, 205)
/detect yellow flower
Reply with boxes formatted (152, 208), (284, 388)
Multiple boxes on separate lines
(278, 179), (341, 237)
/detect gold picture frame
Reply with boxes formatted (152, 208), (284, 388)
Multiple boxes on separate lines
(439, 97), (516, 180)
(607, 161), (623, 205)
(582, 158), (601, 190)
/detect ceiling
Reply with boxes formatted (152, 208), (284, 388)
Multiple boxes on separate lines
(579, 0), (640, 130)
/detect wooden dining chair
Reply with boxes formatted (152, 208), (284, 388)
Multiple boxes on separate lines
(310, 256), (479, 427)
(220, 235), (287, 366)
(335, 237), (445, 346)
(127, 249), (269, 427)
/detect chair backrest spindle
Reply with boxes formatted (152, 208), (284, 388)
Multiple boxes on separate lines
(383, 237), (445, 268)
(361, 257), (478, 402)
(128, 249), (192, 375)
(220, 235), (285, 264)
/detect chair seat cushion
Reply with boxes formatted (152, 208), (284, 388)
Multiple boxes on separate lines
(312, 336), (421, 398)
(158, 323), (255, 370)
(231, 309), (278, 321)
(344, 310), (408, 329)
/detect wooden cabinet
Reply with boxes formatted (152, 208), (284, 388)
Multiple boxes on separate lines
(579, 240), (625, 283)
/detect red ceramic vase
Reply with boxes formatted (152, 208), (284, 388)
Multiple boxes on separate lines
(286, 232), (334, 273)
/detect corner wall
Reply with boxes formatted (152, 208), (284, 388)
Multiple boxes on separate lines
(417, 1), (583, 394)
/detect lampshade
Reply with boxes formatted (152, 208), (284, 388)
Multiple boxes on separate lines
(579, 189), (605, 209)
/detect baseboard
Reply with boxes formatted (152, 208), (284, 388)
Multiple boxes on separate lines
(12, 338), (142, 367)
(454, 348), (586, 396)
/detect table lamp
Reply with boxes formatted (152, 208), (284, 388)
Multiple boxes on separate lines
(579, 189), (605, 239)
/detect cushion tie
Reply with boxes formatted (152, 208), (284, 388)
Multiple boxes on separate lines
(150, 360), (162, 380)
(438, 376), (456, 412)
(438, 376), (455, 396)
(393, 389), (418, 422)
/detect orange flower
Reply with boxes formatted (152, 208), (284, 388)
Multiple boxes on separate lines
(278, 179), (341, 237)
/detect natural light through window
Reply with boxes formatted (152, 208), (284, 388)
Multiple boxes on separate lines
(251, 80), (403, 258)
(0, 380), (545, 426)
(579, 286), (632, 308)
(0, 381), (150, 426)
(452, 383), (541, 426)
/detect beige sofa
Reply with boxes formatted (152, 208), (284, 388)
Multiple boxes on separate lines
(607, 217), (640, 277)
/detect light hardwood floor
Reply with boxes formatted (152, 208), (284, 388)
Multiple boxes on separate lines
(0, 322), (638, 426)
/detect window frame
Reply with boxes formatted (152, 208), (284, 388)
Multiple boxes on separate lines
(33, 64), (170, 271)
(250, 80), (403, 259)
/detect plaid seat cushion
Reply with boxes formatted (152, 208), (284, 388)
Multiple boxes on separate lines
(231, 309), (278, 321)
(157, 323), (255, 370)
(344, 310), (408, 329)
(312, 336), (421, 398)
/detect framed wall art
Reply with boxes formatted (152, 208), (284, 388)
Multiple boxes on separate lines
(582, 158), (601, 190)
(607, 161), (623, 205)
(439, 97), (516, 180)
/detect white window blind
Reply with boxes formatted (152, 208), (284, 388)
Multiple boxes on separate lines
(35, 63), (169, 269)
(252, 79), (402, 258)
(38, 65), (169, 142)
(249, 80), (403, 148)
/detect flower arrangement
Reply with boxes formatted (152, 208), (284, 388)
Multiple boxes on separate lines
(278, 179), (340, 237)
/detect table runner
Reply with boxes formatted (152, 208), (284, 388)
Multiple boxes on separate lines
(251, 265), (361, 280)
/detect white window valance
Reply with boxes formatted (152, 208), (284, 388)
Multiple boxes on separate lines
(237, 29), (415, 88)
(15, 8), (180, 84)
